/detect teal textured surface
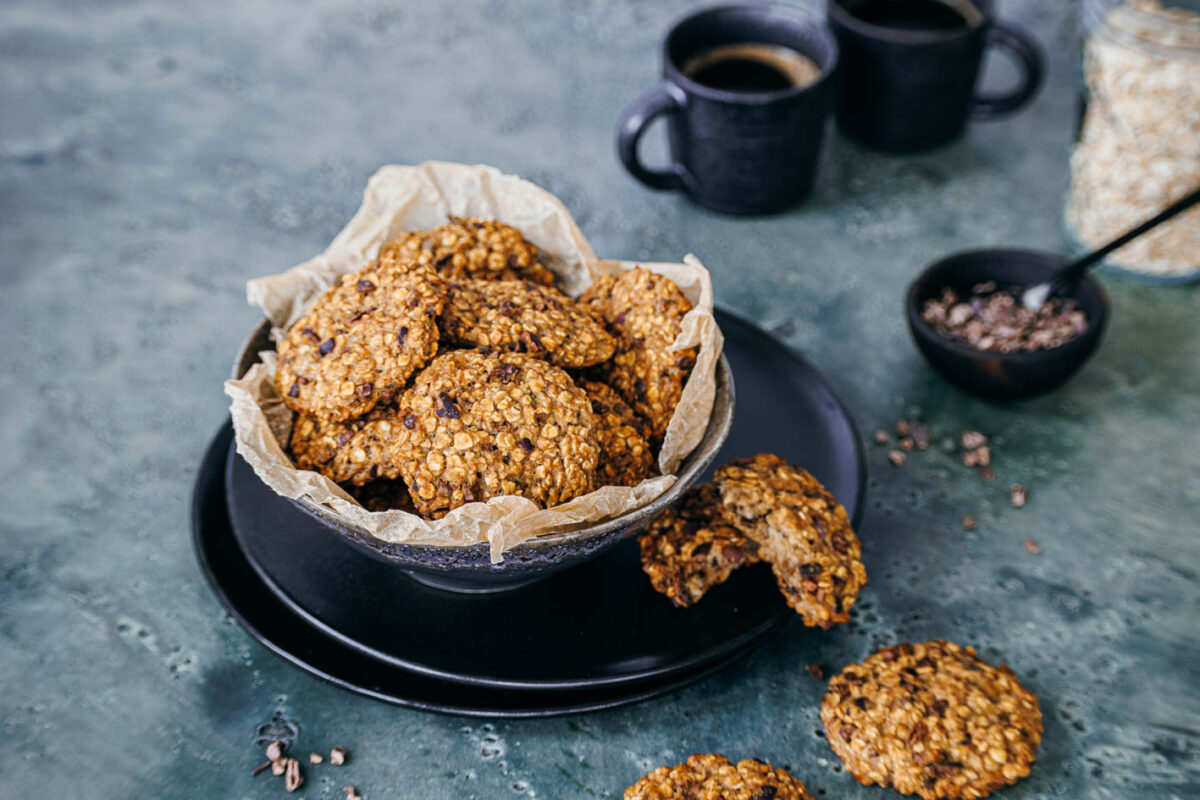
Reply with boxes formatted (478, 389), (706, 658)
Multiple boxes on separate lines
(1, 1), (1197, 797)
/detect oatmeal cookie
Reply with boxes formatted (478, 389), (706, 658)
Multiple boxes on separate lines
(625, 753), (814, 800)
(440, 279), (615, 367)
(289, 405), (406, 487)
(639, 484), (759, 607)
(275, 261), (446, 422)
(378, 217), (556, 285)
(578, 267), (696, 441)
(393, 350), (599, 516)
(714, 454), (867, 628)
(581, 380), (654, 487)
(822, 640), (1043, 800)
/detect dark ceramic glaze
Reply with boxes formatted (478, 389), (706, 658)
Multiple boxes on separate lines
(234, 318), (733, 593)
(224, 442), (792, 689)
(906, 248), (1109, 402)
(204, 311), (866, 711)
(617, 4), (839, 214)
(827, 0), (1043, 153)
(192, 424), (784, 718)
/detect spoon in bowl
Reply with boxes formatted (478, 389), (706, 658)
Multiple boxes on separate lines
(1022, 185), (1200, 311)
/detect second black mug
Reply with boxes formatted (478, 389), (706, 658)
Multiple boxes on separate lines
(827, 0), (1044, 153)
(617, 4), (839, 215)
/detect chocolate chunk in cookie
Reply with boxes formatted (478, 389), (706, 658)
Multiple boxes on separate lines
(639, 484), (759, 607)
(822, 640), (1042, 800)
(581, 380), (654, 487)
(393, 350), (599, 516)
(275, 261), (446, 422)
(440, 279), (615, 368)
(289, 405), (407, 487)
(714, 454), (866, 628)
(378, 217), (556, 285)
(625, 753), (814, 800)
(578, 267), (696, 442)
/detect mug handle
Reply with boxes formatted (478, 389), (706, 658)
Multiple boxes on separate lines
(616, 84), (686, 190)
(970, 23), (1044, 121)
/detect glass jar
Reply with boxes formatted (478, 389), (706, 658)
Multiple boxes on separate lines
(1067, 0), (1200, 283)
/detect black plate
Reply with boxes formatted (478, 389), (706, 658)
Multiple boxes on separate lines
(193, 309), (865, 712)
(194, 424), (774, 718)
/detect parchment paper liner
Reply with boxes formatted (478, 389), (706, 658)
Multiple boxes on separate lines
(225, 162), (723, 561)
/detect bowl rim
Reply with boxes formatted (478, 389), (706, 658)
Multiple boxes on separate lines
(905, 246), (1111, 364)
(231, 317), (736, 555)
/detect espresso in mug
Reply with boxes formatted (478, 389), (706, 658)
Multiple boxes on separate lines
(849, 0), (981, 31)
(682, 43), (821, 93)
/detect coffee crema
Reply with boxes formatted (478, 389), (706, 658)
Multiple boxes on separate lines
(681, 43), (821, 93)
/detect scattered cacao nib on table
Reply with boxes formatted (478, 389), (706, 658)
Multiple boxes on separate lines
(922, 283), (1088, 352)
(253, 740), (351, 796)
(806, 662), (826, 680)
(1010, 483), (1028, 508)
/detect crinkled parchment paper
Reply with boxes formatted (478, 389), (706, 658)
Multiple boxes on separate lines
(225, 162), (723, 561)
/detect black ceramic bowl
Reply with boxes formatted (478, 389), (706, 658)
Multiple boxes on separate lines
(906, 248), (1109, 402)
(234, 319), (734, 592)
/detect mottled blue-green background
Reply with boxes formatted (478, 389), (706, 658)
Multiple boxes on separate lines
(1, 1), (1197, 797)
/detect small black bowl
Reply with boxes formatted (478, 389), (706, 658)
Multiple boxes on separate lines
(906, 248), (1109, 402)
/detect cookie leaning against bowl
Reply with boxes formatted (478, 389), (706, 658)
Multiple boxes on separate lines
(290, 405), (408, 486)
(822, 640), (1043, 800)
(580, 380), (654, 487)
(378, 217), (556, 285)
(578, 267), (696, 442)
(625, 753), (815, 800)
(440, 279), (616, 368)
(639, 484), (760, 608)
(714, 454), (867, 628)
(392, 349), (600, 517)
(275, 261), (447, 422)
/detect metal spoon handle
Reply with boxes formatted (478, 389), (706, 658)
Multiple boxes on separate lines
(1052, 185), (1200, 293)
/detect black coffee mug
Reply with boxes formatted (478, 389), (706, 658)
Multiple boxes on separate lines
(617, 4), (839, 215)
(827, 0), (1043, 153)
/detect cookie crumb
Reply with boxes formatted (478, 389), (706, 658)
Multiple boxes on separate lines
(330, 746), (347, 766)
(899, 436), (914, 451)
(873, 429), (890, 445)
(344, 787), (362, 800)
(266, 741), (284, 762)
(1024, 538), (1042, 554)
(888, 450), (906, 467)
(271, 758), (287, 776)
(806, 662), (826, 680)
(1010, 484), (1028, 508)
(309, 753), (323, 765)
(962, 515), (979, 531)
(895, 420), (910, 436)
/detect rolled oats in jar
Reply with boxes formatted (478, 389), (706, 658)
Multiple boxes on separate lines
(1067, 0), (1200, 282)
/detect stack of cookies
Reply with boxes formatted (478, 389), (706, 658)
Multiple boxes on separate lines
(639, 453), (868, 629)
(275, 217), (696, 519)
